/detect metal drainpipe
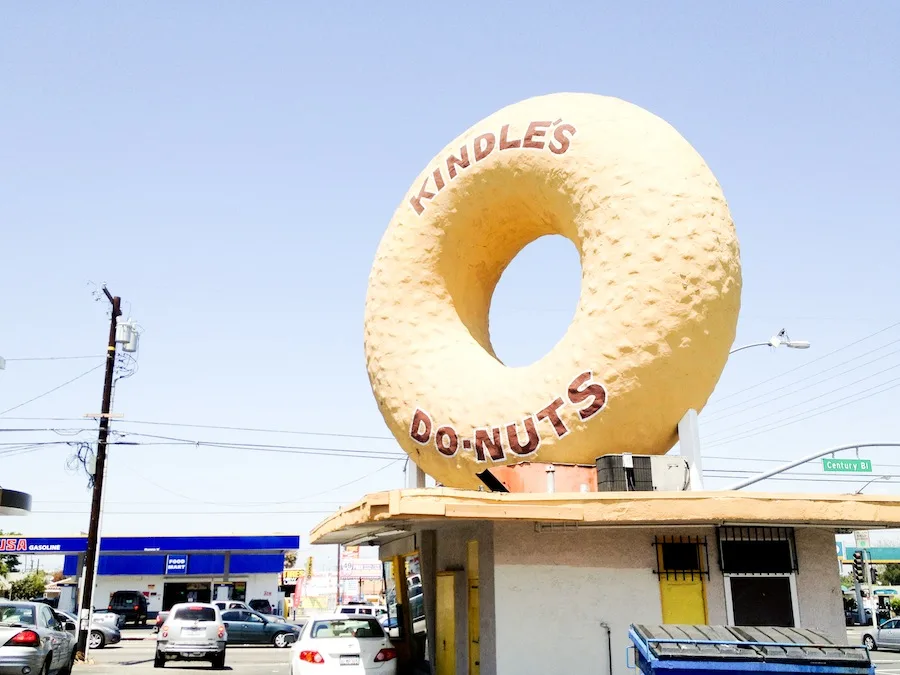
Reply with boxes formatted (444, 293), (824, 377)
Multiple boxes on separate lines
(546, 465), (556, 493)
(600, 622), (612, 675)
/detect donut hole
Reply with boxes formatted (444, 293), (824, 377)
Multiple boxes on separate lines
(489, 234), (581, 367)
(435, 161), (582, 366)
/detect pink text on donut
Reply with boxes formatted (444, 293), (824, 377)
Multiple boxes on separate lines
(409, 119), (578, 216)
(408, 370), (607, 462)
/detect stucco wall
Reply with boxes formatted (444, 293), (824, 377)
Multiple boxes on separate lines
(794, 528), (846, 643)
(493, 523), (718, 675)
(491, 523), (843, 675)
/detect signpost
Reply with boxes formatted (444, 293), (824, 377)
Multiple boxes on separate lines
(823, 458), (872, 473)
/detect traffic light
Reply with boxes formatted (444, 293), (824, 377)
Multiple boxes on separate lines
(853, 551), (865, 583)
(871, 566), (878, 585)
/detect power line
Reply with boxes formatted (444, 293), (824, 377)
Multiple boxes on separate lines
(703, 341), (900, 422)
(33, 509), (337, 516)
(3, 355), (105, 362)
(111, 431), (405, 460)
(0, 364), (104, 416)
(704, 468), (900, 479)
(704, 367), (900, 441)
(706, 377), (900, 448)
(704, 455), (900, 469)
(114, 419), (395, 441)
(0, 416), (395, 442)
(710, 319), (900, 404)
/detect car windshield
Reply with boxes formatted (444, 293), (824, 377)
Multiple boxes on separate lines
(310, 618), (384, 639)
(172, 606), (216, 622)
(0, 604), (36, 626)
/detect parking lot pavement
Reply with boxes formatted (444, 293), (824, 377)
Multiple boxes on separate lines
(74, 640), (291, 674)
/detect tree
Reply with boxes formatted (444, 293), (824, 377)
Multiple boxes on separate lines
(881, 563), (900, 586)
(0, 531), (22, 577)
(284, 551), (297, 569)
(892, 597), (900, 617)
(9, 571), (46, 600)
(51, 570), (66, 582)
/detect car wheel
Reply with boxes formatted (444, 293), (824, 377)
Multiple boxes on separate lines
(154, 649), (166, 668)
(211, 648), (226, 670)
(864, 635), (877, 651)
(39, 656), (51, 675)
(273, 632), (290, 648)
(89, 630), (106, 649)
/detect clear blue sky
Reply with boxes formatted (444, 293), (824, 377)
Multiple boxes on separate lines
(2, 3), (899, 563)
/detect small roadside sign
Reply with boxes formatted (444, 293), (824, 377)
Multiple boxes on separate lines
(823, 458), (872, 473)
(854, 531), (870, 549)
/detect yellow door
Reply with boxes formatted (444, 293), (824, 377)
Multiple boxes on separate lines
(659, 577), (707, 624)
(467, 541), (480, 675)
(436, 573), (456, 675)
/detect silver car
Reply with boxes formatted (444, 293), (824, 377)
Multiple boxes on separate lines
(55, 610), (121, 649)
(0, 601), (77, 674)
(155, 602), (227, 669)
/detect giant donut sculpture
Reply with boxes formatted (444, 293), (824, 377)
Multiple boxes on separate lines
(365, 93), (741, 489)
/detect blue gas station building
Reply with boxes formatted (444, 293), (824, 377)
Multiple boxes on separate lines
(9, 534), (300, 616)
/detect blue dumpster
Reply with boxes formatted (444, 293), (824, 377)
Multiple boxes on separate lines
(629, 625), (874, 675)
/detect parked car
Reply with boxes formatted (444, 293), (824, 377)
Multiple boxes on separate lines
(220, 609), (300, 647)
(213, 600), (285, 623)
(336, 604), (386, 618)
(863, 616), (900, 650)
(154, 611), (169, 634)
(54, 609), (121, 649)
(847, 608), (874, 626)
(93, 608), (127, 629)
(155, 602), (227, 669)
(0, 600), (77, 674)
(248, 599), (274, 615)
(290, 613), (397, 674)
(108, 590), (149, 626)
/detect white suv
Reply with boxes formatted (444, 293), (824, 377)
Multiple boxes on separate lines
(156, 603), (227, 669)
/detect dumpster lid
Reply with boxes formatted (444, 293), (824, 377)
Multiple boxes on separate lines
(631, 625), (870, 666)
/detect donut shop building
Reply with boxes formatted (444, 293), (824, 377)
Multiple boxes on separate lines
(310, 487), (900, 675)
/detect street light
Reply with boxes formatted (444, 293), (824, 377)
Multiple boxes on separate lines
(729, 328), (811, 355)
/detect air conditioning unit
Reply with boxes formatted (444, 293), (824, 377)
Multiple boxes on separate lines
(596, 454), (691, 492)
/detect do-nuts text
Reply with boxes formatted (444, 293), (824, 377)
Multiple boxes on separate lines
(409, 371), (607, 462)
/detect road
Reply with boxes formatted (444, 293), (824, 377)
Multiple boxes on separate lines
(74, 638), (291, 674)
(847, 627), (900, 675)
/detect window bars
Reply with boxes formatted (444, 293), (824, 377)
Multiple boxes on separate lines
(653, 535), (710, 580)
(716, 526), (799, 574)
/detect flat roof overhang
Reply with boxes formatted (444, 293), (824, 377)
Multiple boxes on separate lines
(0, 488), (32, 516)
(309, 488), (900, 545)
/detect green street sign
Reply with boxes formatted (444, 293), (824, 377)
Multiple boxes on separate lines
(822, 458), (872, 473)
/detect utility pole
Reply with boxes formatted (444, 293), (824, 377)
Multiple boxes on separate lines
(75, 288), (121, 662)
(335, 545), (342, 608)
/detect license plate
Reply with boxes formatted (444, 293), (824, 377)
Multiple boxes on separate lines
(339, 655), (360, 666)
(183, 627), (203, 634)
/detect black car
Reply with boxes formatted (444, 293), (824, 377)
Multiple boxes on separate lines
(108, 590), (149, 625)
(846, 608), (873, 626)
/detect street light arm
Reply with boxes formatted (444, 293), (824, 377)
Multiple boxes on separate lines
(728, 342), (775, 355)
(727, 442), (900, 490)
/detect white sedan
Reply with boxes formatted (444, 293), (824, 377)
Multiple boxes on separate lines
(290, 613), (397, 674)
